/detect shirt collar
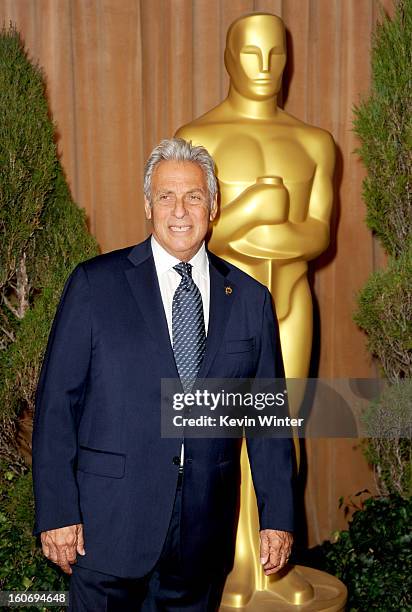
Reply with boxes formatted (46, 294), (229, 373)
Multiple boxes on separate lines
(151, 235), (209, 278)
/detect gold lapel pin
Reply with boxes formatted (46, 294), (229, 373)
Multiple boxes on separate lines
(225, 286), (232, 295)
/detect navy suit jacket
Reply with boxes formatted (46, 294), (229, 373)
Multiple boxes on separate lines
(32, 237), (294, 579)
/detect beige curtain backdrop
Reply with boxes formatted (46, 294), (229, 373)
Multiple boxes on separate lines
(0, 0), (394, 546)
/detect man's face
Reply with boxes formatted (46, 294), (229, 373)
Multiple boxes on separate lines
(225, 16), (286, 100)
(145, 160), (217, 261)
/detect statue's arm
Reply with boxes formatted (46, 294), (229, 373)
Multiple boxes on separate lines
(219, 130), (335, 262)
(301, 129), (336, 258)
(212, 181), (290, 243)
(281, 130), (335, 260)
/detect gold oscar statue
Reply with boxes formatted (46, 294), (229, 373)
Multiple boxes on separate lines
(177, 13), (347, 611)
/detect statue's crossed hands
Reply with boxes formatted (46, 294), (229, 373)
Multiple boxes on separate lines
(240, 179), (289, 225)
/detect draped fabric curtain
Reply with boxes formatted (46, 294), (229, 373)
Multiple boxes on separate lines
(0, 0), (394, 545)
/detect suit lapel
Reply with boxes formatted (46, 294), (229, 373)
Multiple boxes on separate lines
(125, 239), (178, 378)
(197, 252), (235, 379)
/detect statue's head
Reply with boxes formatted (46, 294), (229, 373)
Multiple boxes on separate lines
(225, 13), (286, 100)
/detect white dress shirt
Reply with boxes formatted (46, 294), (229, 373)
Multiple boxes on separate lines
(151, 235), (210, 467)
(151, 235), (210, 339)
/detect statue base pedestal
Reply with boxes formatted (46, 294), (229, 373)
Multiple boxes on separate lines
(220, 565), (347, 611)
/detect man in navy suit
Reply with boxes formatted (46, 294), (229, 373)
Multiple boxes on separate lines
(32, 138), (294, 611)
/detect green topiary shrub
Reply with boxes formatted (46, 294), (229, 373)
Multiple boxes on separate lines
(314, 3), (412, 609)
(0, 25), (99, 467)
(352, 0), (411, 497)
(0, 25), (99, 595)
(352, 1), (412, 259)
(361, 379), (412, 497)
(354, 246), (412, 380)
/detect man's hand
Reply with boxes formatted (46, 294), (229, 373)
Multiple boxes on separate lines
(40, 524), (85, 575)
(259, 529), (293, 575)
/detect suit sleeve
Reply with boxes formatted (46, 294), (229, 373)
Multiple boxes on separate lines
(246, 288), (295, 533)
(32, 264), (92, 535)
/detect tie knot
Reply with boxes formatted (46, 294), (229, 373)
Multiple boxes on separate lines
(174, 262), (192, 279)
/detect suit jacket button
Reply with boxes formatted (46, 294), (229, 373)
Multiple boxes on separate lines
(172, 456), (180, 465)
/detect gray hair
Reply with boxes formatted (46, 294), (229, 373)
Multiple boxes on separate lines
(143, 138), (218, 207)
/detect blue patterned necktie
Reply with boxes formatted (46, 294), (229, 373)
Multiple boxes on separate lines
(172, 262), (206, 392)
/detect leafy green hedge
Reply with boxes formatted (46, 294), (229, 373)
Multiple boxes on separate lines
(321, 495), (412, 611)
(0, 467), (68, 609)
